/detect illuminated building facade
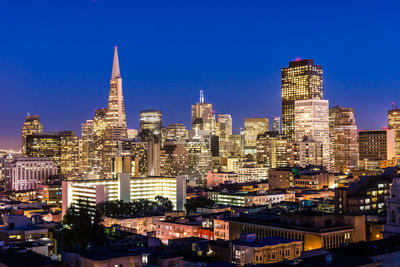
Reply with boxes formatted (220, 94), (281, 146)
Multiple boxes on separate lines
(161, 123), (187, 143)
(8, 157), (57, 190)
(60, 131), (80, 178)
(140, 109), (162, 138)
(216, 114), (232, 141)
(281, 59), (323, 141)
(358, 129), (396, 170)
(244, 118), (269, 155)
(116, 139), (149, 177)
(191, 90), (214, 137)
(256, 131), (287, 168)
(103, 46), (128, 178)
(160, 140), (189, 177)
(186, 137), (212, 185)
(272, 116), (281, 133)
(329, 106), (358, 172)
(127, 129), (138, 139)
(207, 191), (294, 207)
(62, 174), (186, 218)
(295, 99), (330, 169)
(81, 119), (94, 175)
(21, 114), (43, 155)
(388, 108), (400, 157)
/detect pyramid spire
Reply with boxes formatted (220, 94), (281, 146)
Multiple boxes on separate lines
(111, 46), (121, 79)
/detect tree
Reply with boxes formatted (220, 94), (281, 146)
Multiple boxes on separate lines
(185, 198), (215, 214)
(155, 196), (173, 212)
(62, 200), (106, 249)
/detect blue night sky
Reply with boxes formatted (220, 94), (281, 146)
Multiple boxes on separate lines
(1, 0), (399, 150)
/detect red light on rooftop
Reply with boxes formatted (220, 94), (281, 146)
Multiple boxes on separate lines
(296, 58), (300, 62)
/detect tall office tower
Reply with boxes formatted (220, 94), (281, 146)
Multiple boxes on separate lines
(116, 139), (148, 177)
(26, 131), (80, 177)
(272, 116), (281, 134)
(93, 108), (107, 177)
(358, 129), (395, 170)
(186, 137), (212, 185)
(282, 59), (323, 141)
(388, 107), (400, 157)
(127, 129), (138, 139)
(160, 140), (189, 177)
(7, 157), (57, 191)
(216, 114), (232, 141)
(140, 109), (162, 138)
(81, 120), (94, 174)
(60, 131), (80, 178)
(329, 106), (358, 173)
(147, 136), (161, 176)
(256, 131), (287, 168)
(295, 99), (330, 169)
(21, 115), (43, 155)
(103, 47), (128, 178)
(191, 90), (213, 137)
(161, 123), (188, 144)
(244, 118), (269, 155)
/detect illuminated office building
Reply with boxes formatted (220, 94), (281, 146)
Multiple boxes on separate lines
(161, 123), (188, 146)
(140, 109), (162, 138)
(127, 129), (138, 139)
(160, 140), (189, 177)
(21, 115), (43, 155)
(26, 131), (80, 177)
(272, 116), (281, 133)
(388, 108), (400, 157)
(186, 136), (212, 185)
(191, 90), (214, 137)
(282, 59), (323, 141)
(358, 129), (395, 170)
(81, 119), (94, 174)
(62, 174), (186, 218)
(329, 106), (358, 172)
(8, 157), (57, 191)
(295, 99), (330, 169)
(117, 139), (149, 177)
(216, 114), (232, 141)
(244, 118), (269, 155)
(256, 131), (287, 168)
(103, 46), (128, 178)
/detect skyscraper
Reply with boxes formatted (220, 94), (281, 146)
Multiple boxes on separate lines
(329, 106), (358, 172)
(256, 131), (287, 168)
(103, 46), (128, 178)
(295, 99), (330, 169)
(388, 107), (400, 157)
(272, 116), (281, 134)
(216, 114), (232, 142)
(191, 90), (213, 137)
(282, 59), (323, 141)
(21, 115), (43, 155)
(244, 118), (269, 155)
(140, 109), (162, 138)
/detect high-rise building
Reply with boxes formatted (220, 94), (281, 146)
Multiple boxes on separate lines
(21, 115), (43, 155)
(26, 131), (80, 178)
(191, 90), (214, 137)
(127, 129), (138, 139)
(216, 114), (232, 141)
(81, 119), (94, 175)
(160, 140), (189, 177)
(161, 123), (188, 145)
(140, 109), (162, 138)
(272, 116), (281, 134)
(329, 106), (358, 173)
(358, 129), (396, 170)
(282, 59), (323, 141)
(256, 131), (287, 168)
(244, 118), (269, 155)
(295, 99), (330, 169)
(7, 157), (57, 191)
(388, 107), (400, 157)
(103, 47), (128, 178)
(186, 136), (212, 185)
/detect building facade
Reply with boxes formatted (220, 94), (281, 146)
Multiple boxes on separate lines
(282, 59), (323, 141)
(21, 115), (43, 155)
(140, 109), (162, 138)
(256, 131), (287, 168)
(244, 118), (269, 155)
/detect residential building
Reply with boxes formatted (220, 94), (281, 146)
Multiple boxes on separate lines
(156, 217), (202, 244)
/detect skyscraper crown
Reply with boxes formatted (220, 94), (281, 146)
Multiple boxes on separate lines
(111, 46), (121, 79)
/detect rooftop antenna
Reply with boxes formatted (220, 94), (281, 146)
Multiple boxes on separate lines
(27, 112), (30, 116)
(392, 102), (398, 110)
(200, 90), (204, 103)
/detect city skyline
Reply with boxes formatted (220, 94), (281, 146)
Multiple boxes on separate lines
(1, 1), (400, 150)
